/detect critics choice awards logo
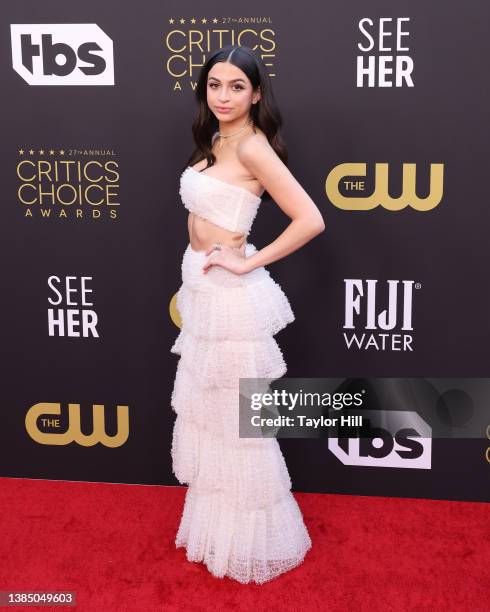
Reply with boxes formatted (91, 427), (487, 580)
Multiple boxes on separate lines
(16, 147), (120, 220)
(164, 14), (276, 90)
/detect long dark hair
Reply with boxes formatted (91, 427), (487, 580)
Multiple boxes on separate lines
(183, 44), (287, 201)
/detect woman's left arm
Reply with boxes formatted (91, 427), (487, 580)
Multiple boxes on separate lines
(237, 134), (326, 273)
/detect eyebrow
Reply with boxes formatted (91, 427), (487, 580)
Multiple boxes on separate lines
(208, 77), (246, 83)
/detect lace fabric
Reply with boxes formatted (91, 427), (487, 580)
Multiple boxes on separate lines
(170, 226), (312, 583)
(179, 166), (261, 236)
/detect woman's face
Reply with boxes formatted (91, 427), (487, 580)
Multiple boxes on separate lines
(206, 61), (260, 123)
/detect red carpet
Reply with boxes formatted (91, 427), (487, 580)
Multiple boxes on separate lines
(0, 477), (488, 611)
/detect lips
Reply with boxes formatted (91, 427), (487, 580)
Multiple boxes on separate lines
(216, 107), (231, 111)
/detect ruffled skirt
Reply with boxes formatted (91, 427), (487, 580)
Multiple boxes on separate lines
(170, 242), (312, 584)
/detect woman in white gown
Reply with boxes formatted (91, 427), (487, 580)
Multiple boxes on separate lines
(170, 44), (325, 584)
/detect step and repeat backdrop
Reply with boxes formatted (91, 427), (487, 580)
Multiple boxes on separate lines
(1, 1), (488, 502)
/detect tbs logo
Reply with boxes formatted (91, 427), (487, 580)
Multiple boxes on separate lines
(328, 410), (432, 469)
(10, 24), (114, 85)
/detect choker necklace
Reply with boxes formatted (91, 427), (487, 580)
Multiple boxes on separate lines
(217, 118), (253, 148)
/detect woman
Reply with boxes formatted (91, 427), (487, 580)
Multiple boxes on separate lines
(170, 44), (325, 584)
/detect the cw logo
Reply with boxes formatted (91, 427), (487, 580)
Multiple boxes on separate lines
(25, 402), (129, 447)
(326, 162), (444, 211)
(486, 423), (490, 465)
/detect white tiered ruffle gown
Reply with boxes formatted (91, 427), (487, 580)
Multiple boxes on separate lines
(170, 166), (312, 584)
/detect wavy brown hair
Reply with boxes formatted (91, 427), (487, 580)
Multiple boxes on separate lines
(183, 44), (288, 201)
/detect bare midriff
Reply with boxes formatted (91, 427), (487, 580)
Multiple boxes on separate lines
(188, 211), (247, 252)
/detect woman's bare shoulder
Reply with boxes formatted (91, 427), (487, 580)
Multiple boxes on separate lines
(238, 128), (272, 158)
(237, 129), (278, 170)
(245, 126), (269, 145)
(190, 157), (208, 172)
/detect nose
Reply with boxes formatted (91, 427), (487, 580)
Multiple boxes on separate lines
(218, 88), (230, 103)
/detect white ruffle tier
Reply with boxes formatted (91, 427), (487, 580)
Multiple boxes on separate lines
(173, 274), (295, 341)
(175, 486), (312, 585)
(172, 417), (292, 509)
(171, 356), (271, 447)
(171, 243), (295, 345)
(170, 242), (312, 584)
(171, 330), (287, 388)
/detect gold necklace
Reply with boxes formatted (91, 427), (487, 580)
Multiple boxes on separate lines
(217, 118), (253, 148)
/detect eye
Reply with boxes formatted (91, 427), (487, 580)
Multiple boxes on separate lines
(208, 83), (244, 91)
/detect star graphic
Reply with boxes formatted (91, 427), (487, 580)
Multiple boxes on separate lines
(179, 18), (185, 24)
(169, 18), (175, 24)
(39, 149), (44, 155)
(60, 149), (65, 155)
(18, 149), (24, 155)
(191, 18), (196, 24)
(202, 17), (207, 23)
(29, 149), (34, 155)
(212, 18), (218, 23)
(49, 149), (55, 155)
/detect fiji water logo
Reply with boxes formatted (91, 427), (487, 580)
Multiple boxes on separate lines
(343, 279), (420, 352)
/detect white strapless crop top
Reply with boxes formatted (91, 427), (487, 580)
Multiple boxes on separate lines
(179, 166), (262, 236)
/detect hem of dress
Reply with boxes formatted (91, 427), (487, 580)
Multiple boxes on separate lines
(175, 537), (312, 585)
